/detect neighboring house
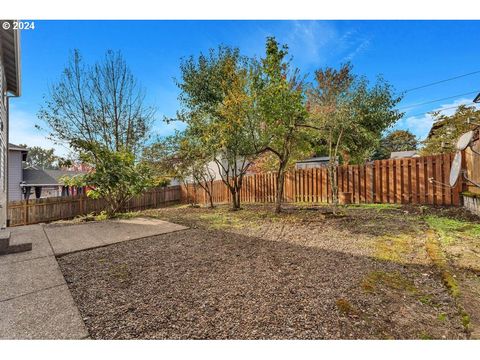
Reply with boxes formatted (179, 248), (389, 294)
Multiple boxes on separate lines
(7, 144), (86, 201)
(0, 22), (21, 229)
(8, 143), (27, 201)
(22, 168), (86, 199)
(389, 150), (419, 159)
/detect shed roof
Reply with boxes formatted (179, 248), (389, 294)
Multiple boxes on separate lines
(390, 150), (419, 159)
(8, 143), (27, 152)
(296, 156), (331, 164)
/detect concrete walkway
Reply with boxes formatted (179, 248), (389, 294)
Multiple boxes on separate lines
(0, 218), (187, 339)
(45, 218), (187, 255)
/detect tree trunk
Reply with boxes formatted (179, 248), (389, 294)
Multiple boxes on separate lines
(229, 184), (241, 210)
(328, 162), (339, 214)
(235, 190), (241, 210)
(208, 180), (215, 208)
(275, 164), (287, 213)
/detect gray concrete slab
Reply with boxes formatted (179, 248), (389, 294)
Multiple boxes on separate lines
(0, 224), (53, 266)
(45, 217), (187, 255)
(0, 285), (88, 339)
(0, 217), (187, 339)
(0, 256), (65, 301)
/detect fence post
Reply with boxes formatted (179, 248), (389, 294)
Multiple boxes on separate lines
(79, 195), (84, 215)
(24, 198), (29, 226)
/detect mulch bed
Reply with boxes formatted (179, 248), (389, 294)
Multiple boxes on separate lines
(58, 223), (466, 339)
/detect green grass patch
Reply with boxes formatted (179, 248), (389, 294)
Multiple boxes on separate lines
(348, 203), (401, 212)
(424, 215), (480, 245)
(437, 313), (447, 322)
(197, 212), (243, 229)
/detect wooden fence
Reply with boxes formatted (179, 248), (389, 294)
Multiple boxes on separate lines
(7, 186), (181, 227)
(6, 153), (466, 227)
(182, 153), (464, 207)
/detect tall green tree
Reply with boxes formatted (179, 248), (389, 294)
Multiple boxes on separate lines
(174, 46), (262, 210)
(372, 129), (418, 160)
(306, 63), (402, 208)
(255, 37), (310, 213)
(143, 132), (217, 208)
(421, 105), (479, 155)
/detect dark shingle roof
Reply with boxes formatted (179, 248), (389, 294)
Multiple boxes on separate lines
(22, 169), (85, 186)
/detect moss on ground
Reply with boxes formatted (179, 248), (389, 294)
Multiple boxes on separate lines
(374, 234), (412, 263)
(425, 229), (472, 335)
(419, 331), (433, 340)
(361, 270), (417, 294)
(335, 298), (357, 316)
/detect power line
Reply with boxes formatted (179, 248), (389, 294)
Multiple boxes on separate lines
(398, 90), (480, 111)
(407, 104), (478, 118)
(404, 70), (480, 93)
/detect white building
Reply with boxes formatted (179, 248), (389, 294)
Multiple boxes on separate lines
(0, 22), (21, 229)
(8, 143), (27, 201)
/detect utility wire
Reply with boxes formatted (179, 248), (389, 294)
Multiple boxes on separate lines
(407, 104), (478, 118)
(403, 70), (480, 93)
(398, 90), (480, 111)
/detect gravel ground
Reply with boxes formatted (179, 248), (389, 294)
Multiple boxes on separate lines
(58, 204), (471, 339)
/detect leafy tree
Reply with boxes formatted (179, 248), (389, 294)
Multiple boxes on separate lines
(421, 105), (479, 155)
(19, 145), (71, 169)
(174, 46), (262, 210)
(372, 130), (418, 160)
(306, 63), (402, 209)
(255, 37), (310, 213)
(38, 50), (154, 156)
(143, 133), (217, 208)
(61, 140), (154, 217)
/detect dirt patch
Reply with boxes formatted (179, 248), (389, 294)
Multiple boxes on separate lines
(59, 227), (465, 339)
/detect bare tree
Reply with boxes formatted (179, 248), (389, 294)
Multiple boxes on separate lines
(38, 50), (155, 156)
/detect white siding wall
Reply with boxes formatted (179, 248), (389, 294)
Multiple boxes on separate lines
(0, 58), (7, 227)
(8, 150), (23, 201)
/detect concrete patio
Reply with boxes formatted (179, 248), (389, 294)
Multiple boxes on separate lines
(0, 218), (187, 339)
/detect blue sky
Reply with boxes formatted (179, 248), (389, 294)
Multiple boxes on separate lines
(10, 20), (480, 155)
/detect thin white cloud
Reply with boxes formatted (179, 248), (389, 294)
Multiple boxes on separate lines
(342, 37), (371, 62)
(285, 21), (337, 65)
(243, 21), (370, 68)
(396, 98), (480, 140)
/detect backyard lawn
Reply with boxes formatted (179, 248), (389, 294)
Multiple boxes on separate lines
(58, 203), (480, 339)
